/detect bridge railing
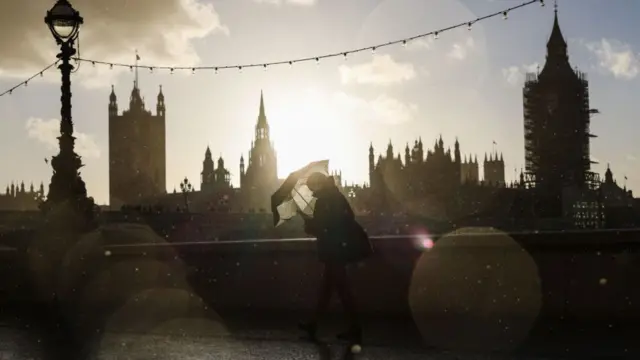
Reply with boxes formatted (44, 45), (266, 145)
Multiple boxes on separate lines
(2, 227), (640, 330)
(96, 229), (640, 325)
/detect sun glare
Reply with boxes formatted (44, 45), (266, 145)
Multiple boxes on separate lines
(269, 88), (357, 178)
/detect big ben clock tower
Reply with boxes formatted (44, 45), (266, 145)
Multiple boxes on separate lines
(521, 5), (598, 217)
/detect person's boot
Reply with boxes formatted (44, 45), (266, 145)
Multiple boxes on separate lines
(336, 325), (362, 344)
(298, 321), (318, 341)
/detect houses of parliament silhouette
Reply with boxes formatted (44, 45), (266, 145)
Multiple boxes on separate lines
(0, 182), (45, 211)
(1, 9), (636, 228)
(363, 9), (634, 226)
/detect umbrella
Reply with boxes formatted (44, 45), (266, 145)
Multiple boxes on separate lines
(271, 160), (329, 227)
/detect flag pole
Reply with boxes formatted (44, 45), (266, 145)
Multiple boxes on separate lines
(135, 49), (139, 89)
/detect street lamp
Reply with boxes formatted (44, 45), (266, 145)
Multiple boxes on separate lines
(180, 177), (193, 212)
(45, 0), (82, 44)
(43, 0), (93, 224)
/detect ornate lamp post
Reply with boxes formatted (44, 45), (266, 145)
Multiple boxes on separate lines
(180, 177), (193, 212)
(43, 0), (93, 222)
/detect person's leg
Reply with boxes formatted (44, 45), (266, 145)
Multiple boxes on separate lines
(332, 263), (362, 340)
(300, 263), (335, 338)
(312, 263), (334, 323)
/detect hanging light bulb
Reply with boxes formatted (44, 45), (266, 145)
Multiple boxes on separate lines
(503, 11), (508, 20)
(8, 90), (12, 95)
(343, 52), (348, 61)
(214, 67), (218, 75)
(24, 81), (28, 87)
(540, 0), (545, 6)
(402, 40), (407, 48)
(371, 47), (376, 55)
(315, 57), (319, 65)
(192, 68), (196, 75)
(288, 61), (293, 68)
(110, 64), (113, 70)
(129, 66), (133, 72)
(263, 64), (268, 71)
(39, 72), (43, 77)
(91, 61), (96, 67)
(467, 22), (472, 31)
(170, 68), (174, 75)
(149, 67), (154, 73)
(434, 31), (439, 40)
(238, 66), (243, 73)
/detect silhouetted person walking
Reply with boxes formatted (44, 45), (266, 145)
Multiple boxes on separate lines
(298, 172), (372, 344)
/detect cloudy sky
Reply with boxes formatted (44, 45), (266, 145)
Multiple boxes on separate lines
(0, 0), (638, 205)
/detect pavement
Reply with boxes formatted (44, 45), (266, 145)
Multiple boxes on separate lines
(0, 327), (553, 360)
(2, 307), (638, 360)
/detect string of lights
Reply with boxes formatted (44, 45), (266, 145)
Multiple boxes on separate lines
(0, 61), (59, 97)
(1, 0), (544, 97)
(78, 0), (543, 73)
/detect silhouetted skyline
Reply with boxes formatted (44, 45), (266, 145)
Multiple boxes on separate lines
(0, 0), (638, 205)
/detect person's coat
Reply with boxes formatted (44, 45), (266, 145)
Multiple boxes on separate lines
(302, 183), (373, 264)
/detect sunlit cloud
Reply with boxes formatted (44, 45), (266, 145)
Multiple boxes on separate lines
(405, 37), (434, 51)
(586, 39), (640, 80)
(332, 92), (418, 125)
(253, 0), (317, 5)
(627, 154), (637, 162)
(0, 0), (228, 89)
(447, 37), (475, 60)
(502, 62), (539, 86)
(338, 54), (417, 85)
(25, 118), (101, 159)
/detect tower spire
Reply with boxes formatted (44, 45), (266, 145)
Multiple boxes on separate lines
(546, 1), (567, 56)
(257, 90), (268, 128)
